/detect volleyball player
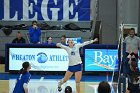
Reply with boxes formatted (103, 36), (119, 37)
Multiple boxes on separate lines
(126, 54), (140, 93)
(13, 62), (31, 93)
(56, 38), (98, 93)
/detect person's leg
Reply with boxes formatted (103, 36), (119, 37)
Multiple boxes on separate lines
(75, 71), (82, 93)
(63, 71), (73, 82)
(58, 71), (73, 89)
(123, 52), (129, 76)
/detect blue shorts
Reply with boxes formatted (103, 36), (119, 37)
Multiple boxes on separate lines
(68, 64), (82, 72)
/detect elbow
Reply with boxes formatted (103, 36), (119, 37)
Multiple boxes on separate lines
(23, 86), (28, 91)
(23, 83), (28, 92)
(56, 43), (60, 47)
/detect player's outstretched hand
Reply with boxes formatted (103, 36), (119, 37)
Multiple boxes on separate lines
(93, 38), (98, 42)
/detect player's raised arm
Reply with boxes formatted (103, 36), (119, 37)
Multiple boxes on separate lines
(78, 38), (98, 47)
(56, 43), (68, 50)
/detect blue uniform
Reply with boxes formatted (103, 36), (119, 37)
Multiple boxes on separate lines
(68, 63), (83, 72)
(29, 26), (41, 43)
(13, 72), (31, 93)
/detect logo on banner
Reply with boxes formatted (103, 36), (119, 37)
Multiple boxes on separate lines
(37, 52), (48, 63)
(85, 49), (118, 71)
(93, 51), (118, 68)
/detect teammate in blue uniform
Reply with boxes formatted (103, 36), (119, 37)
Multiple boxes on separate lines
(13, 62), (31, 93)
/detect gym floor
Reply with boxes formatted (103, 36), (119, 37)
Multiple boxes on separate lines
(0, 64), (118, 93)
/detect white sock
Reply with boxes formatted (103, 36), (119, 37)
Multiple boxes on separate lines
(58, 79), (64, 87)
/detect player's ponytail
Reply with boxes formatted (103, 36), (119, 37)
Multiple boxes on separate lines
(19, 68), (24, 74)
(19, 62), (30, 74)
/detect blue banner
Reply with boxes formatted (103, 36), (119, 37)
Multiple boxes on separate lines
(85, 49), (118, 71)
(0, 0), (90, 21)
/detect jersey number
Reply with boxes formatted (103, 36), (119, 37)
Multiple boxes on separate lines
(71, 51), (75, 55)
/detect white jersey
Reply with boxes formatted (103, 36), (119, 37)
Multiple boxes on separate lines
(57, 40), (94, 66)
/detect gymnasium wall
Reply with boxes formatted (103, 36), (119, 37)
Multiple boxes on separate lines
(0, 0), (140, 57)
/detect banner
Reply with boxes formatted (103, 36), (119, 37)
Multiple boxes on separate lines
(0, 0), (90, 21)
(85, 49), (118, 71)
(9, 48), (69, 71)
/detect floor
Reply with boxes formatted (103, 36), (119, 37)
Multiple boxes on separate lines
(0, 64), (118, 93)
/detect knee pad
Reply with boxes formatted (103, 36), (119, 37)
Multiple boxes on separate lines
(76, 82), (80, 87)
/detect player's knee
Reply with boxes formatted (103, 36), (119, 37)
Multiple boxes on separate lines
(76, 82), (80, 87)
(75, 79), (81, 83)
